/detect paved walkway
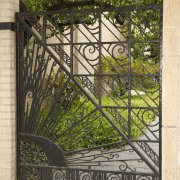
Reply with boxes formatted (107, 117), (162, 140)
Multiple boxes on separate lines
(69, 118), (159, 173)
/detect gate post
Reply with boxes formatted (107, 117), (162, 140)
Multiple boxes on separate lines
(0, 0), (19, 179)
(162, 0), (180, 179)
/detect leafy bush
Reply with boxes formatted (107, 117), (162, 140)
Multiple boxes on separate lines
(38, 60), (159, 151)
(39, 73), (158, 151)
(95, 56), (159, 97)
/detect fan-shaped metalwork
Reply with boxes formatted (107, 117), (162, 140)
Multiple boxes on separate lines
(16, 4), (162, 180)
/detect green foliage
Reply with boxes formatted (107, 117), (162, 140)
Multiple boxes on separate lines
(39, 72), (158, 151)
(95, 56), (159, 97)
(95, 0), (162, 6)
(22, 0), (162, 12)
(23, 0), (162, 63)
(40, 92), (157, 150)
(131, 58), (159, 91)
(23, 0), (45, 11)
(58, 98), (122, 149)
(100, 55), (159, 76)
(23, 0), (59, 11)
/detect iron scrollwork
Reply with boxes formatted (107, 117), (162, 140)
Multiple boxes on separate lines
(17, 4), (162, 180)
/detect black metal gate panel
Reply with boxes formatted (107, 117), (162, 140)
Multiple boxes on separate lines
(16, 4), (162, 180)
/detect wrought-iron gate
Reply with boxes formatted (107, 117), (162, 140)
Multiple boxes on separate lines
(16, 4), (162, 180)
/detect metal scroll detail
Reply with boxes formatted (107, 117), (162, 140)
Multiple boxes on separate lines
(16, 5), (162, 180)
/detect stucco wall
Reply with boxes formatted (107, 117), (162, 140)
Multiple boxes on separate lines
(162, 0), (180, 179)
(47, 16), (126, 76)
(0, 0), (18, 179)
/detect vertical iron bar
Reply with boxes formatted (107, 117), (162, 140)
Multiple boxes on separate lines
(43, 14), (46, 43)
(70, 12), (74, 75)
(19, 24), (25, 133)
(159, 6), (163, 180)
(128, 10), (132, 139)
(16, 13), (20, 180)
(98, 12), (102, 106)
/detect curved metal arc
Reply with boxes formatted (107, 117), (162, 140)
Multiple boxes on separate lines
(19, 133), (67, 167)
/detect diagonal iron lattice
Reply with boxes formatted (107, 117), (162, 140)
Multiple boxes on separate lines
(16, 4), (162, 180)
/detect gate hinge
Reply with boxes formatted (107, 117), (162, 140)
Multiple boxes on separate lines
(0, 22), (18, 31)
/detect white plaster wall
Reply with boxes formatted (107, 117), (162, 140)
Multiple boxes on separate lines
(162, 0), (180, 179)
(46, 15), (126, 76)
(0, 0), (19, 179)
(76, 16), (126, 75)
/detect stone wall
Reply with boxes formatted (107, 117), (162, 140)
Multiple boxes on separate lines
(162, 0), (180, 179)
(0, 0), (19, 179)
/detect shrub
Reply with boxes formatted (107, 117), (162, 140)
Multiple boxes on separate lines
(39, 83), (157, 151)
(94, 56), (159, 97)
(38, 62), (159, 151)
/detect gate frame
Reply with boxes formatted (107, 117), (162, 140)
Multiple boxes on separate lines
(15, 4), (162, 179)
